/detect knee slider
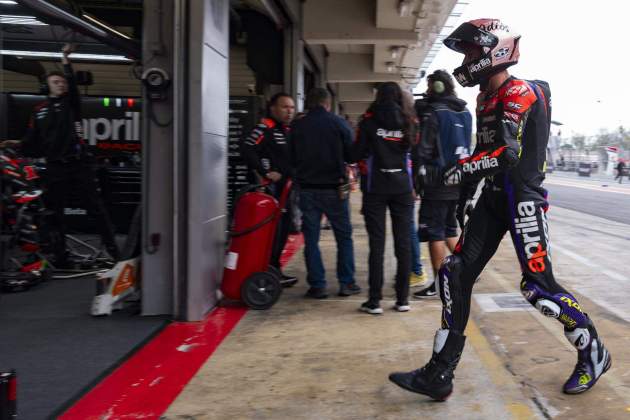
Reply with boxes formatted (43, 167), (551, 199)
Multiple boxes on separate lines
(534, 298), (561, 319)
(522, 280), (562, 319)
(441, 254), (463, 274)
(438, 255), (463, 290)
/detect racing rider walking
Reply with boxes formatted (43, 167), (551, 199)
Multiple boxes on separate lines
(389, 19), (611, 400)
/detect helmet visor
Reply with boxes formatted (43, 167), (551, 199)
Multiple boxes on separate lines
(444, 22), (498, 53)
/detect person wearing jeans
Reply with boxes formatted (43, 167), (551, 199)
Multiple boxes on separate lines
(409, 214), (427, 283)
(402, 92), (429, 289)
(299, 189), (355, 294)
(290, 88), (360, 299)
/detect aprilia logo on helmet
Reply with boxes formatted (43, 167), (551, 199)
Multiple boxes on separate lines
(469, 58), (491, 74)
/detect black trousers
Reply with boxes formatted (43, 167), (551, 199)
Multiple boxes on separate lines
(43, 160), (118, 262)
(362, 192), (413, 302)
(441, 184), (580, 332)
(269, 179), (293, 270)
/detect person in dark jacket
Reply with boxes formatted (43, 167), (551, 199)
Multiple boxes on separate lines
(413, 70), (472, 299)
(615, 160), (626, 184)
(352, 82), (417, 314)
(242, 92), (297, 285)
(9, 44), (119, 267)
(290, 88), (359, 299)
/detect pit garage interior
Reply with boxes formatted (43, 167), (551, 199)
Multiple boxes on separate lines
(0, 0), (463, 417)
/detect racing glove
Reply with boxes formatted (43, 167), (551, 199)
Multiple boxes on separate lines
(443, 163), (463, 186)
(456, 198), (473, 229)
(417, 164), (442, 188)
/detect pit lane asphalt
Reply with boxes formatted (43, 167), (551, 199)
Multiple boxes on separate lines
(544, 172), (630, 225)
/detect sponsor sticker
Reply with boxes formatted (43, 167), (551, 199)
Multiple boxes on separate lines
(225, 252), (238, 270)
(494, 47), (510, 59)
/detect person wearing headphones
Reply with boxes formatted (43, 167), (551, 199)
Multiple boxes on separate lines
(412, 70), (472, 299)
(2, 43), (119, 267)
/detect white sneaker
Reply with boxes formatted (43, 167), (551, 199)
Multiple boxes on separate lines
(393, 302), (411, 312)
(360, 301), (383, 315)
(413, 287), (438, 299)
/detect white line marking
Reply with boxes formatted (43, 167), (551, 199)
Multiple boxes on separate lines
(601, 269), (628, 282)
(553, 243), (627, 281)
(545, 179), (630, 196)
(552, 245), (597, 268)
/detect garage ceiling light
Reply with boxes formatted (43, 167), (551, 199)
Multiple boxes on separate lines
(0, 1), (18, 4)
(1, 49), (132, 62)
(0, 14), (47, 25)
(82, 13), (131, 40)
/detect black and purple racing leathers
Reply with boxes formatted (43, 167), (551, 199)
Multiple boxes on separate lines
(439, 77), (590, 335)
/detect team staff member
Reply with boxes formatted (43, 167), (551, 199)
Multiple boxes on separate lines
(242, 93), (297, 286)
(290, 88), (359, 299)
(3, 44), (119, 267)
(390, 19), (611, 400)
(352, 82), (416, 314)
(413, 70), (472, 299)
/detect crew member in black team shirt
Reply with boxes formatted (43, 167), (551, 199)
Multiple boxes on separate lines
(8, 44), (119, 267)
(242, 93), (297, 286)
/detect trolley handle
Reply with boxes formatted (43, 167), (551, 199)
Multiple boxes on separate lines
(229, 178), (292, 238)
(276, 178), (293, 210)
(233, 182), (272, 201)
(229, 213), (275, 238)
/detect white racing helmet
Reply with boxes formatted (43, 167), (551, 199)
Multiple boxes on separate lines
(443, 19), (521, 87)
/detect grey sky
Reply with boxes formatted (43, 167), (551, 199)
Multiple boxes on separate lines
(419, 0), (628, 137)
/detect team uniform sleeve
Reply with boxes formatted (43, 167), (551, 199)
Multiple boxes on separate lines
(20, 113), (41, 158)
(338, 117), (354, 164)
(63, 63), (81, 113)
(241, 123), (268, 176)
(350, 117), (369, 163)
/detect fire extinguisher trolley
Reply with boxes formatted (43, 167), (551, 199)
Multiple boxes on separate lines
(222, 179), (292, 309)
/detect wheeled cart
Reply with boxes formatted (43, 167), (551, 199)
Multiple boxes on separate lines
(221, 180), (292, 309)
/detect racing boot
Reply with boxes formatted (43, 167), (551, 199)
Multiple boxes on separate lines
(563, 319), (612, 394)
(389, 329), (466, 401)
